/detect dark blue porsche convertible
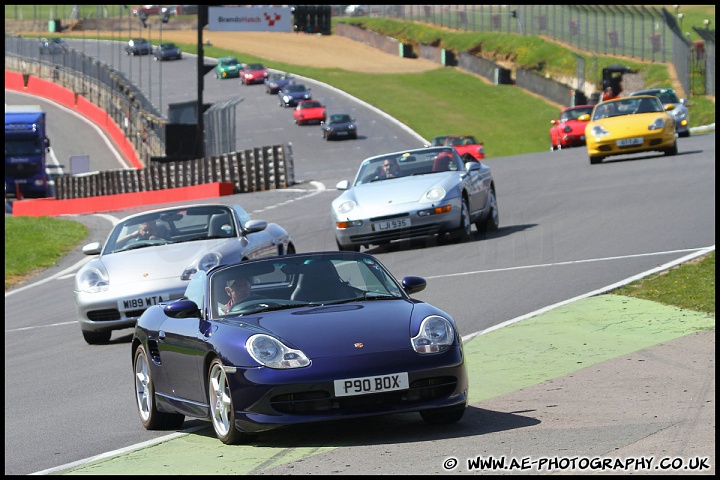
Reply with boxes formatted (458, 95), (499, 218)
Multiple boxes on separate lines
(132, 251), (468, 444)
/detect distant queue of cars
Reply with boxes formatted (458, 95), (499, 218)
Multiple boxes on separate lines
(214, 58), (270, 85)
(123, 38), (182, 61)
(213, 61), (360, 140)
(260, 71), (359, 140)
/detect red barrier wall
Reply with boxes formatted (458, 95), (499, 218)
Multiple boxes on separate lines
(12, 182), (236, 217)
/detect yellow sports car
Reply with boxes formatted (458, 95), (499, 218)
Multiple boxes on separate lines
(583, 95), (678, 165)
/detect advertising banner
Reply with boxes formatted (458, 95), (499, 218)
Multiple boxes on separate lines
(208, 6), (293, 32)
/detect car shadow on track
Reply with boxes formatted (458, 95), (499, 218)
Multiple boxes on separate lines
(106, 332), (135, 345)
(596, 150), (694, 165)
(365, 223), (537, 255)
(324, 135), (364, 141)
(185, 405), (540, 447)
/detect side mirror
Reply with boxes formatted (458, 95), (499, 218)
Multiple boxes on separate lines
(163, 299), (201, 319)
(465, 161), (481, 171)
(242, 219), (267, 234)
(336, 180), (350, 191)
(577, 114), (591, 122)
(402, 276), (427, 295)
(82, 242), (102, 255)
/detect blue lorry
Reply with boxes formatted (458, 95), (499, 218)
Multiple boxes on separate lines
(5, 105), (51, 199)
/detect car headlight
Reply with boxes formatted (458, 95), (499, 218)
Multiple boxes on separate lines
(648, 118), (667, 130)
(181, 252), (222, 280)
(425, 187), (446, 202)
(412, 315), (455, 353)
(199, 252), (221, 271)
(590, 125), (610, 137)
(283, 95), (291, 102)
(75, 262), (109, 293)
(247, 334), (310, 368)
(336, 200), (357, 214)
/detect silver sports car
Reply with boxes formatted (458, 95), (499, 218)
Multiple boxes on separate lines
(74, 203), (295, 344)
(331, 146), (499, 251)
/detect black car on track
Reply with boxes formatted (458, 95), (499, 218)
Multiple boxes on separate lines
(125, 38), (151, 56)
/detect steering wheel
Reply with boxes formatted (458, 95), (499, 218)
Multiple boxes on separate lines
(229, 298), (282, 314)
(117, 238), (168, 252)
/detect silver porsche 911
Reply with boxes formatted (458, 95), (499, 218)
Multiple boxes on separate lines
(74, 203), (295, 344)
(331, 146), (499, 251)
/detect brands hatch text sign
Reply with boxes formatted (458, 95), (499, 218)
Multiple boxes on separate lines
(209, 7), (292, 32)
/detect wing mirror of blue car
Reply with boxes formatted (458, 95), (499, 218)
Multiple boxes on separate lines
(402, 276), (427, 295)
(163, 299), (201, 319)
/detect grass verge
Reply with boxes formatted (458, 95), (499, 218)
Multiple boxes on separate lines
(4, 216), (87, 290)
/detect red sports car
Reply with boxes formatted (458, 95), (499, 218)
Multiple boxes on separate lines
(549, 105), (594, 151)
(239, 63), (269, 85)
(443, 135), (485, 162)
(293, 100), (327, 125)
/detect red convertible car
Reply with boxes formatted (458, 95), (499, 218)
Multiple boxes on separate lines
(239, 63), (269, 85)
(443, 135), (486, 162)
(549, 105), (594, 151)
(293, 100), (327, 125)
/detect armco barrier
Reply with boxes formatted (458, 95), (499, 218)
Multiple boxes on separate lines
(53, 145), (292, 200)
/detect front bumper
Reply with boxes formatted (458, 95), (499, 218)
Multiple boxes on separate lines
(586, 130), (676, 158)
(334, 198), (462, 247)
(230, 348), (468, 433)
(75, 283), (187, 333)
